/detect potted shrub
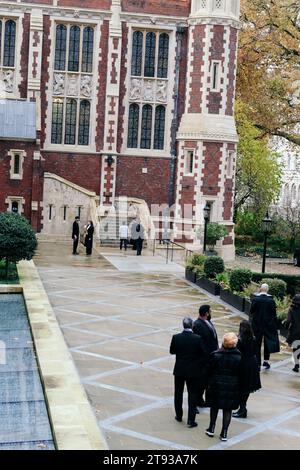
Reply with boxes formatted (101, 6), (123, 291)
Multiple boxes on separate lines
(241, 282), (260, 315)
(196, 257), (225, 295)
(185, 253), (206, 283)
(206, 223), (228, 254)
(262, 277), (287, 301)
(220, 268), (252, 312)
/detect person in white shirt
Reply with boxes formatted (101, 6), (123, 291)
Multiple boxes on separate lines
(119, 221), (129, 251)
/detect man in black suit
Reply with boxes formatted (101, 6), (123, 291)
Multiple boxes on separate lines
(250, 283), (280, 368)
(170, 317), (206, 428)
(72, 216), (80, 255)
(193, 304), (219, 407)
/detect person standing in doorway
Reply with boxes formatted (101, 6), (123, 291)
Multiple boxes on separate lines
(250, 283), (280, 369)
(85, 221), (94, 256)
(136, 221), (145, 256)
(72, 216), (80, 255)
(119, 221), (129, 251)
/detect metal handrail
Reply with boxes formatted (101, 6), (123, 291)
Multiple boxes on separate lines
(151, 239), (194, 264)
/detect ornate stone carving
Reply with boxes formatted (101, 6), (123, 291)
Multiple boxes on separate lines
(156, 81), (167, 103)
(67, 74), (79, 96)
(80, 75), (92, 97)
(53, 73), (65, 95)
(143, 80), (154, 101)
(129, 78), (142, 101)
(2, 69), (14, 93)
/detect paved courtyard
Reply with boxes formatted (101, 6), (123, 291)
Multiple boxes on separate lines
(34, 242), (300, 450)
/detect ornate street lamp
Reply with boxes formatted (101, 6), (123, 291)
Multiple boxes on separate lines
(203, 203), (211, 254)
(262, 212), (272, 273)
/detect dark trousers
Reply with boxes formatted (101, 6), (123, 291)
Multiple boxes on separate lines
(209, 408), (232, 432)
(255, 334), (270, 366)
(174, 376), (199, 424)
(136, 238), (143, 255)
(239, 393), (250, 411)
(120, 238), (128, 250)
(72, 237), (79, 254)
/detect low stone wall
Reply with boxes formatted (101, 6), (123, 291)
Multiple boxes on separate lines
(17, 260), (108, 450)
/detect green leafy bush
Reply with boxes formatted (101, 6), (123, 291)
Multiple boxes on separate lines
(276, 296), (291, 322)
(215, 272), (230, 288)
(0, 212), (37, 278)
(262, 278), (287, 300)
(203, 256), (225, 279)
(229, 268), (252, 293)
(251, 272), (300, 297)
(206, 223), (228, 248)
(186, 253), (206, 269)
(193, 265), (204, 278)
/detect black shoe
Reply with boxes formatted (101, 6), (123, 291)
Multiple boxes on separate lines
(187, 421), (198, 428)
(263, 361), (270, 369)
(175, 416), (182, 422)
(205, 426), (215, 437)
(292, 365), (299, 373)
(220, 429), (228, 441)
(232, 409), (247, 418)
(195, 408), (200, 414)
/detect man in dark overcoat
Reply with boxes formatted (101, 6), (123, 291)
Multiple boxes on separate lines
(72, 216), (80, 255)
(170, 317), (206, 428)
(193, 304), (219, 407)
(249, 283), (280, 368)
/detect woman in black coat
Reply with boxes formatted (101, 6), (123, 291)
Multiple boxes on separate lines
(84, 221), (94, 256)
(286, 294), (300, 373)
(233, 320), (261, 418)
(205, 332), (242, 441)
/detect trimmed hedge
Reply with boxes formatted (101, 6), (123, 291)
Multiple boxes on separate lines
(251, 272), (300, 296)
(262, 278), (287, 300)
(203, 256), (225, 279)
(229, 268), (252, 293)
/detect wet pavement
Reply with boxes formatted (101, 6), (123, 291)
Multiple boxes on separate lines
(34, 242), (300, 450)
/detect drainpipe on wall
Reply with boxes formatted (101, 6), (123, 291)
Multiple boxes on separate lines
(168, 26), (186, 209)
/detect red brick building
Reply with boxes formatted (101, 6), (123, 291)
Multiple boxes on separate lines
(0, 0), (239, 259)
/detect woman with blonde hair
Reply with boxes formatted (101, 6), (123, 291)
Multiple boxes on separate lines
(205, 332), (242, 441)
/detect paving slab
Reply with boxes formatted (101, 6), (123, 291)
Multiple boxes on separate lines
(34, 242), (300, 450)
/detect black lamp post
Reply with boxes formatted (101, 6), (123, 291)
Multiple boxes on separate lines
(262, 212), (272, 273)
(203, 203), (211, 254)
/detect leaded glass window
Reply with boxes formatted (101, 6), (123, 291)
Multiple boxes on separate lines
(51, 99), (64, 144)
(127, 103), (139, 148)
(144, 32), (156, 77)
(3, 20), (16, 67)
(54, 25), (67, 71)
(65, 98), (77, 145)
(51, 23), (94, 146)
(157, 34), (169, 79)
(131, 31), (143, 76)
(78, 100), (90, 145)
(82, 27), (94, 73)
(140, 105), (152, 149)
(154, 105), (165, 150)
(68, 26), (80, 72)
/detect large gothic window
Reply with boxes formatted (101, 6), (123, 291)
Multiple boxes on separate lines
(157, 33), (169, 79)
(131, 31), (143, 76)
(140, 105), (153, 149)
(54, 24), (67, 71)
(128, 30), (169, 151)
(78, 100), (91, 146)
(0, 19), (16, 68)
(154, 105), (165, 150)
(127, 104), (139, 148)
(144, 32), (156, 77)
(82, 27), (94, 73)
(68, 25), (80, 72)
(51, 23), (95, 146)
